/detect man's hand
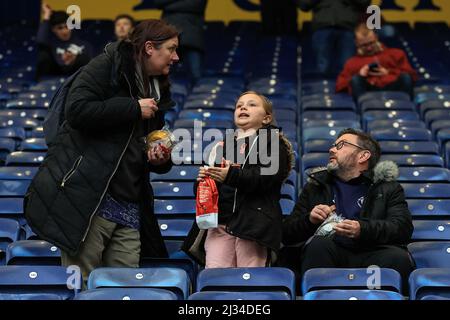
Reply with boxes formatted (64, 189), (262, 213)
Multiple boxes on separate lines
(197, 166), (208, 182)
(309, 204), (336, 225)
(147, 144), (170, 166)
(42, 2), (52, 20)
(333, 219), (361, 239)
(359, 64), (370, 77)
(368, 66), (389, 77)
(139, 98), (158, 119)
(62, 51), (77, 66)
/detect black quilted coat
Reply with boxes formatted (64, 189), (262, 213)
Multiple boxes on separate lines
(24, 41), (175, 257)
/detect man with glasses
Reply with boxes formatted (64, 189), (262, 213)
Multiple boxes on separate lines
(282, 128), (414, 292)
(336, 24), (417, 101)
(36, 2), (93, 79)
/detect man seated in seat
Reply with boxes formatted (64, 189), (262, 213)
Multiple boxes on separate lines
(36, 2), (93, 79)
(282, 128), (414, 292)
(336, 24), (417, 101)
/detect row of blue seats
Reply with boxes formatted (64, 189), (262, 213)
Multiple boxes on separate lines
(0, 264), (449, 300)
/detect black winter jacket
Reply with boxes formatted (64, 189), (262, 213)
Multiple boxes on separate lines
(282, 161), (413, 248)
(155, 0), (207, 52)
(297, 0), (370, 32)
(182, 126), (291, 265)
(24, 41), (175, 257)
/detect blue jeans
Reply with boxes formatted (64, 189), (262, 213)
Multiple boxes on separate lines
(350, 73), (414, 102)
(312, 28), (355, 77)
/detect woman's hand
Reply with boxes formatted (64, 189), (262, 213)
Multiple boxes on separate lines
(147, 144), (170, 165)
(139, 98), (158, 119)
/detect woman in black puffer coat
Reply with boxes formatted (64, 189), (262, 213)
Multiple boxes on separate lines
(24, 20), (180, 284)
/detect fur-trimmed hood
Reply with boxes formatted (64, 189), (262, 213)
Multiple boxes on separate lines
(308, 160), (399, 184)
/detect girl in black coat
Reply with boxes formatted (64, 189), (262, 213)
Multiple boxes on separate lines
(183, 91), (294, 268)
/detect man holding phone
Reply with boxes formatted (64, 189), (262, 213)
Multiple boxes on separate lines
(336, 24), (417, 101)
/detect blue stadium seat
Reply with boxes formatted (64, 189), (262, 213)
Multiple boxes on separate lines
(0, 167), (38, 180)
(0, 199), (23, 222)
(436, 129), (450, 148)
(303, 140), (332, 153)
(407, 199), (450, 218)
(0, 109), (47, 121)
(178, 109), (234, 122)
(412, 220), (450, 240)
(0, 138), (16, 162)
(158, 219), (193, 239)
(0, 293), (62, 300)
(281, 183), (296, 200)
(419, 99), (450, 118)
(73, 287), (178, 300)
(367, 120), (426, 131)
(358, 91), (410, 105)
(152, 182), (195, 199)
(380, 154), (444, 167)
(302, 268), (402, 294)
(0, 127), (26, 141)
(408, 241), (450, 268)
(174, 119), (234, 130)
(87, 267), (190, 300)
(0, 265), (81, 300)
(446, 141), (450, 169)
(0, 180), (30, 197)
(370, 128), (432, 141)
(302, 99), (356, 112)
(196, 267), (296, 299)
(379, 141), (439, 155)
(5, 151), (46, 166)
(361, 99), (415, 112)
(409, 268), (450, 300)
(0, 118), (39, 130)
(424, 109), (450, 127)
(363, 111), (419, 129)
(302, 120), (360, 129)
(0, 219), (20, 264)
(151, 166), (199, 182)
(301, 153), (328, 173)
(402, 183), (450, 198)
(188, 291), (291, 300)
(19, 138), (47, 151)
(302, 127), (347, 143)
(154, 199), (196, 216)
(280, 199), (295, 216)
(6, 240), (60, 266)
(430, 120), (450, 137)
(398, 167), (450, 182)
(303, 289), (404, 300)
(303, 111), (359, 122)
(22, 224), (38, 240)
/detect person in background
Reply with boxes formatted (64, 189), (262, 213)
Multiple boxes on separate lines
(260, 0), (298, 36)
(336, 24), (417, 101)
(114, 14), (135, 41)
(155, 0), (207, 84)
(297, 0), (370, 77)
(36, 2), (93, 79)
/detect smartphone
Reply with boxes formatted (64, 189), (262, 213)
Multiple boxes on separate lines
(369, 62), (379, 71)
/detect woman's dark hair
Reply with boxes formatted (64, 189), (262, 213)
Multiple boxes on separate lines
(129, 19), (179, 95)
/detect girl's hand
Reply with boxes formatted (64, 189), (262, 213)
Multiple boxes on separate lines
(207, 160), (231, 183)
(197, 166), (208, 182)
